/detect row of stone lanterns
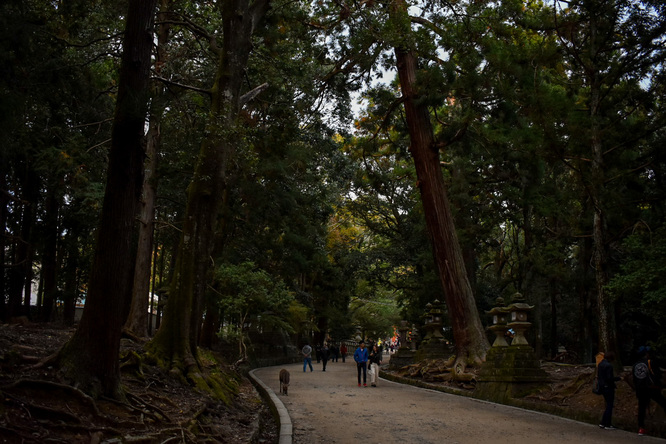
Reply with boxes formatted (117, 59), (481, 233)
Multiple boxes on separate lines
(487, 293), (533, 347)
(477, 292), (549, 401)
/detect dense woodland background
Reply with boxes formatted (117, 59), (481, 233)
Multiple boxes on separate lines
(2, 0), (666, 398)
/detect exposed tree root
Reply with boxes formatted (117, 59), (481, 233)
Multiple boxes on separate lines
(398, 358), (478, 387)
(2, 378), (102, 416)
(126, 392), (173, 422)
(2, 390), (82, 423)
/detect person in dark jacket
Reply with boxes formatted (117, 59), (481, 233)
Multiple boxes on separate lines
(633, 346), (666, 436)
(321, 343), (330, 371)
(368, 344), (382, 387)
(598, 351), (621, 430)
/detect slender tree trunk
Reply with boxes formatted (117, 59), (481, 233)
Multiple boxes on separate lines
(61, 219), (81, 325)
(391, 0), (489, 367)
(0, 175), (7, 321)
(578, 235), (596, 363)
(40, 180), (60, 322)
(199, 301), (221, 349)
(590, 107), (617, 362)
(124, 109), (159, 338)
(7, 247), (23, 318)
(550, 282), (558, 359)
(587, 19), (618, 360)
(55, 0), (158, 398)
(148, 0), (270, 381)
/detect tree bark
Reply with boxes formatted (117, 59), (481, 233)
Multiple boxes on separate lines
(148, 0), (270, 380)
(124, 0), (172, 339)
(55, 0), (158, 398)
(40, 179), (59, 322)
(0, 175), (7, 321)
(391, 1), (489, 367)
(590, 87), (618, 362)
(587, 13), (618, 362)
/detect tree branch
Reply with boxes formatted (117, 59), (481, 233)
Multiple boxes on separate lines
(240, 82), (269, 108)
(151, 76), (212, 97)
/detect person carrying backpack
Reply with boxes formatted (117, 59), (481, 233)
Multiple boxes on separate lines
(633, 346), (666, 436)
(597, 352), (620, 430)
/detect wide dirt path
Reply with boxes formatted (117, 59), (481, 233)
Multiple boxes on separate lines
(252, 358), (664, 444)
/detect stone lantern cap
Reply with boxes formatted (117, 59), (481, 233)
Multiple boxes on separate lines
(429, 299), (444, 320)
(507, 293), (533, 312)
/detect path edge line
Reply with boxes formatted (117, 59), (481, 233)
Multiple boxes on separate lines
(248, 368), (293, 444)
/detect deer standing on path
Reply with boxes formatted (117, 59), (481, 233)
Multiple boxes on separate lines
(279, 369), (290, 395)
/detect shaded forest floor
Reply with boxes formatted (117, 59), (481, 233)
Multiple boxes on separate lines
(2, 323), (665, 443)
(0, 322), (277, 443)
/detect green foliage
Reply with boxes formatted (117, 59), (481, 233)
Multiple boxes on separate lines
(608, 226), (666, 350)
(214, 261), (296, 335)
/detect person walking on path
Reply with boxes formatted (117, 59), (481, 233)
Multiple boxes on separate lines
(368, 344), (382, 387)
(354, 341), (369, 387)
(598, 351), (621, 430)
(330, 343), (339, 362)
(632, 346), (666, 436)
(340, 343), (347, 363)
(321, 343), (330, 371)
(302, 343), (314, 372)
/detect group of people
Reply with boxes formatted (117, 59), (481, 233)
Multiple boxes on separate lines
(300, 341), (349, 373)
(596, 346), (666, 436)
(353, 340), (383, 387)
(300, 340), (384, 387)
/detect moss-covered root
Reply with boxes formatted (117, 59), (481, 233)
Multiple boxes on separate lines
(188, 370), (239, 405)
(143, 344), (239, 404)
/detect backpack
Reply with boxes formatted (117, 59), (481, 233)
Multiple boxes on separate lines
(633, 360), (655, 389)
(592, 376), (602, 395)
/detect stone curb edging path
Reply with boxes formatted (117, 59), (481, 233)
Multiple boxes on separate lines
(248, 368), (293, 444)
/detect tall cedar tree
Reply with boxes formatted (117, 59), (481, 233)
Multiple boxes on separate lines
(124, 0), (172, 339)
(55, 0), (158, 398)
(555, 0), (666, 362)
(148, 0), (270, 383)
(390, 0), (490, 369)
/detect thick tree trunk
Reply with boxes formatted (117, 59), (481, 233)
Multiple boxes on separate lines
(125, 0), (171, 339)
(148, 0), (270, 380)
(55, 0), (158, 398)
(392, 38), (489, 366)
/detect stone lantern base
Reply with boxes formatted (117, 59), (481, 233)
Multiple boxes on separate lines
(475, 346), (549, 402)
(414, 339), (453, 362)
(389, 348), (416, 369)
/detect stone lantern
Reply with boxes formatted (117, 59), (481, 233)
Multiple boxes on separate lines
(398, 320), (410, 349)
(421, 303), (433, 340)
(427, 300), (445, 341)
(476, 293), (548, 402)
(487, 297), (510, 347)
(506, 293), (533, 346)
(389, 320), (417, 369)
(410, 324), (419, 351)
